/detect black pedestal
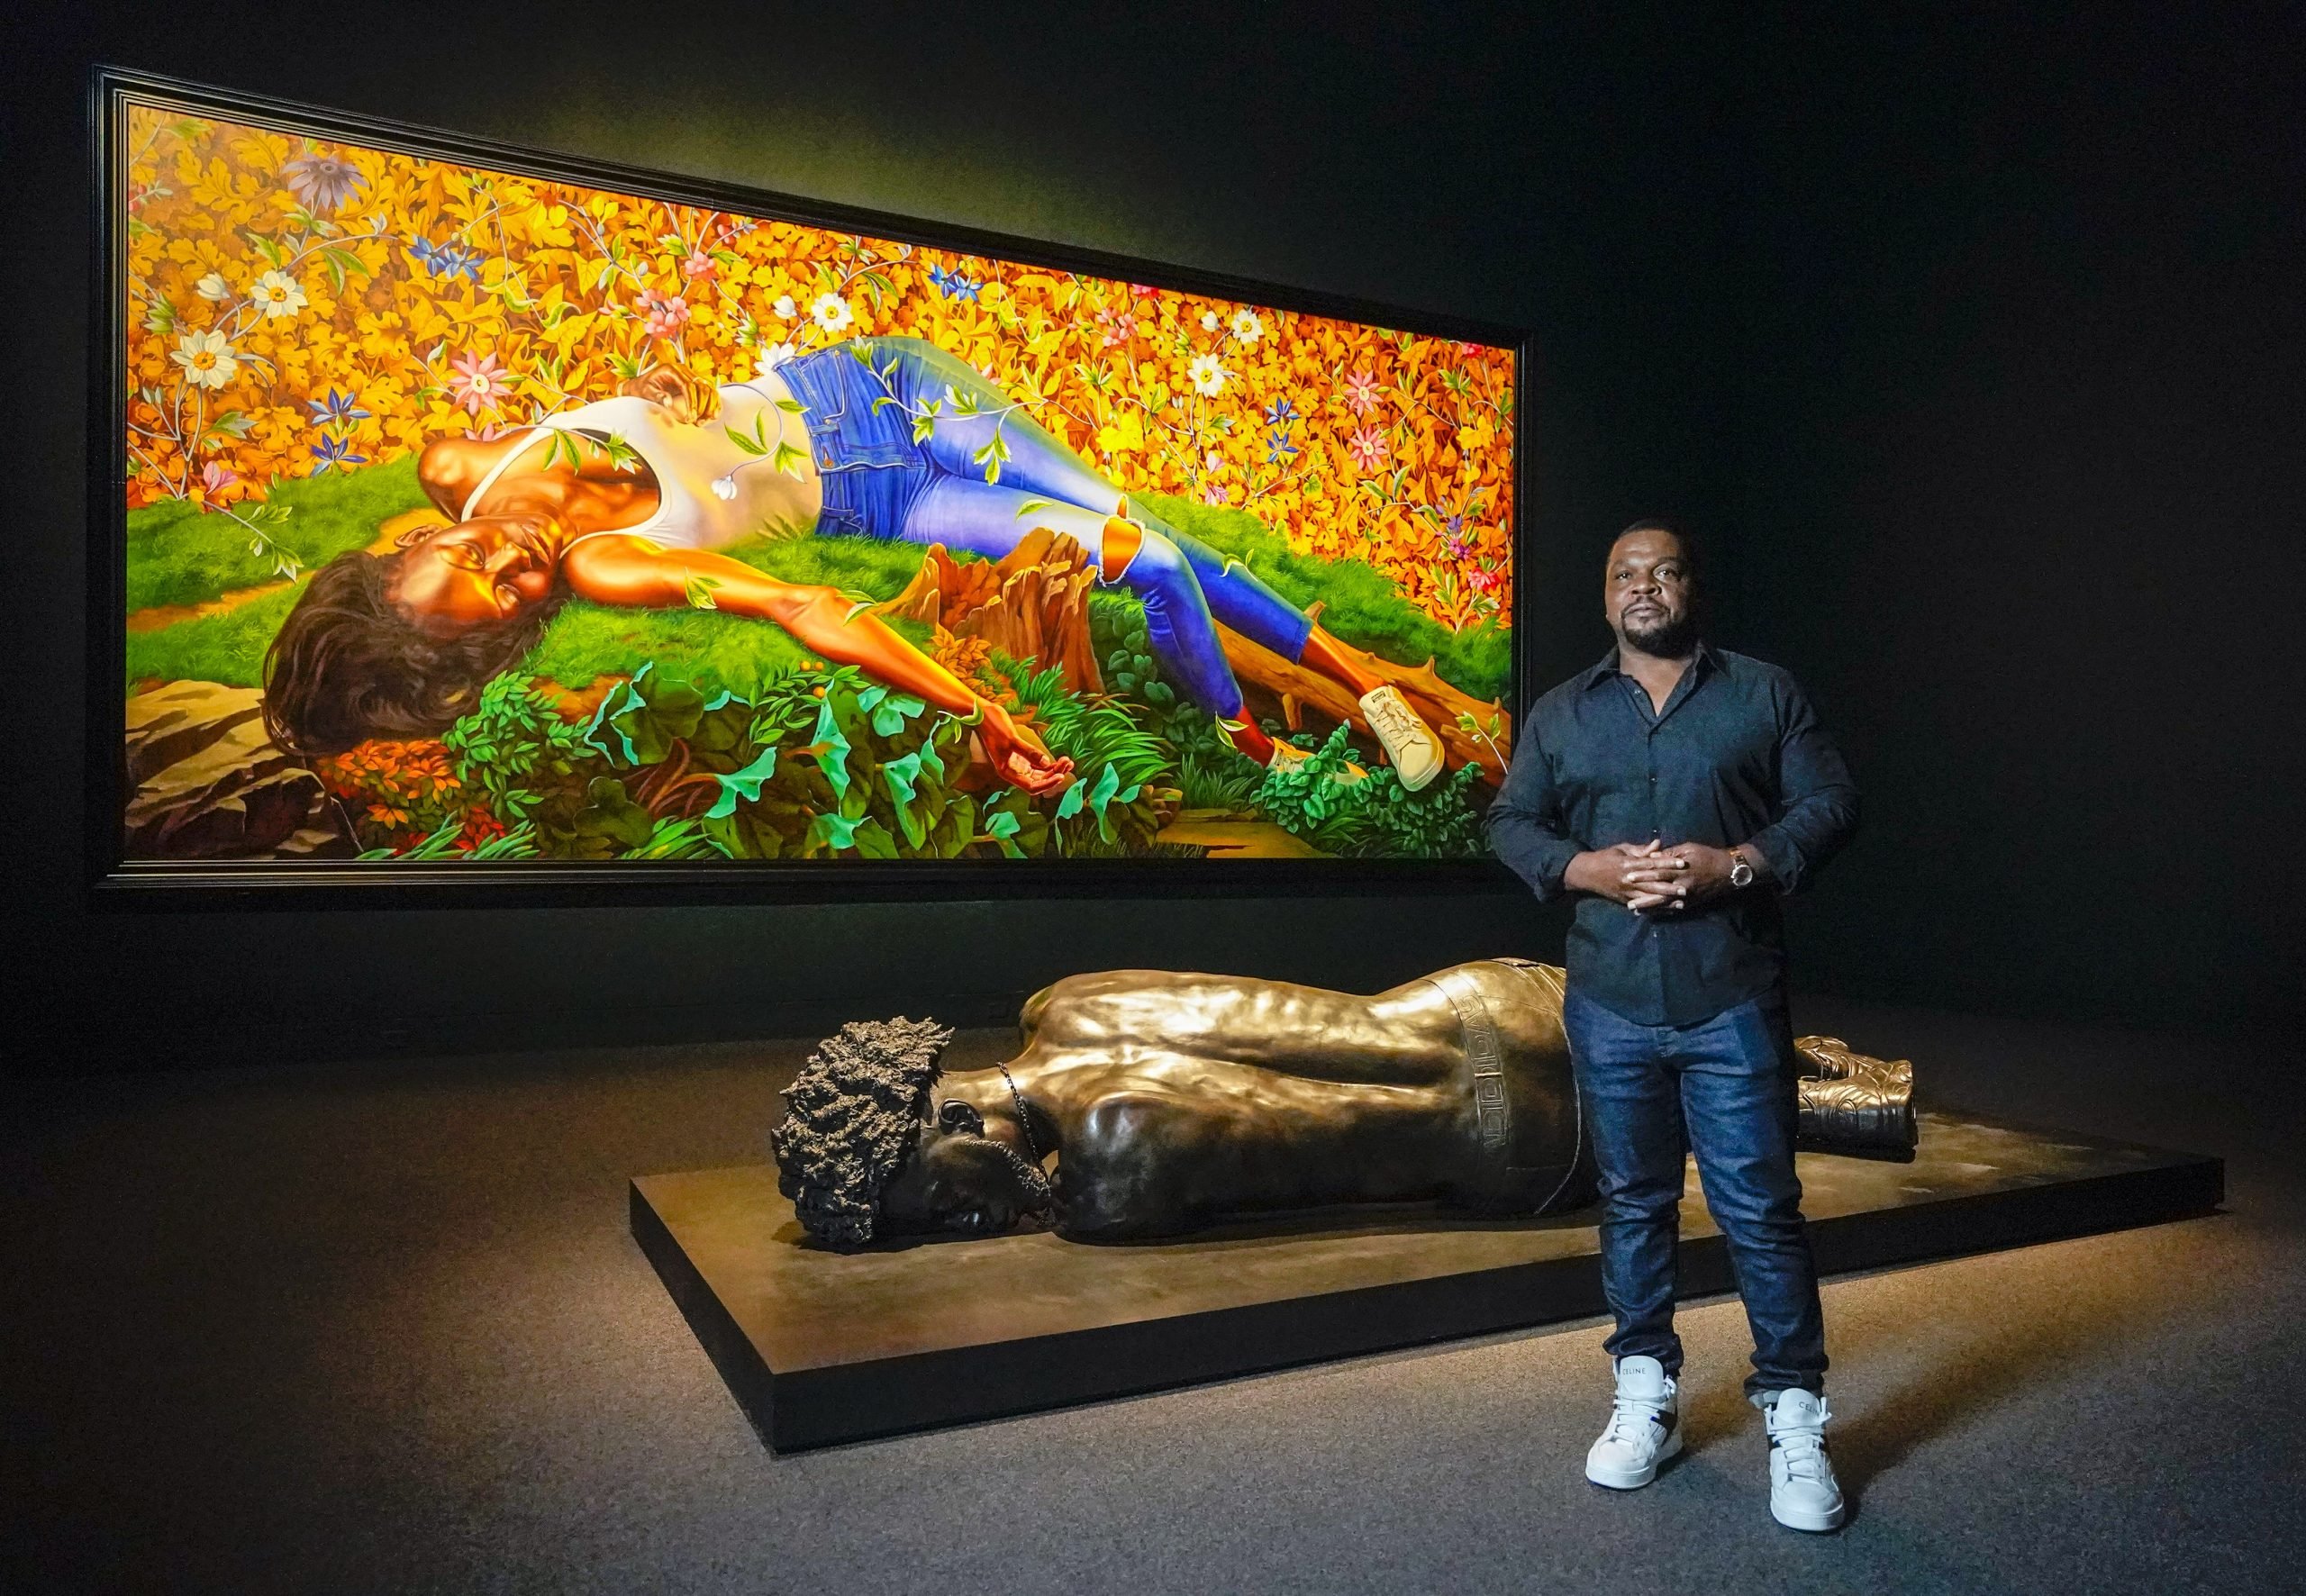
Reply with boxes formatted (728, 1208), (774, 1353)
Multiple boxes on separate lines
(631, 1112), (2221, 1452)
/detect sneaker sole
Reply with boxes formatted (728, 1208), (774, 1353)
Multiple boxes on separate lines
(1770, 1495), (1847, 1533)
(1584, 1427), (1683, 1490)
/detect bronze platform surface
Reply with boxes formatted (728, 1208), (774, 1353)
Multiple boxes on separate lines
(631, 1111), (2221, 1451)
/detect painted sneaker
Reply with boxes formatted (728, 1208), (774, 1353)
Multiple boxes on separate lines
(1585, 1355), (1682, 1489)
(1762, 1388), (1846, 1531)
(1357, 685), (1445, 792)
(1263, 737), (1366, 784)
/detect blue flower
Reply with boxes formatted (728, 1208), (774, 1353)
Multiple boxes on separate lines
(1263, 397), (1300, 427)
(409, 237), (483, 281)
(926, 262), (982, 301)
(1265, 430), (1299, 465)
(310, 434), (368, 476)
(307, 388), (371, 429)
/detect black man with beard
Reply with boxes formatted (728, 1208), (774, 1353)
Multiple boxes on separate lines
(1485, 521), (1860, 1532)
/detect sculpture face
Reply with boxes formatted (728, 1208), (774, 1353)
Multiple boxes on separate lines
(876, 1105), (1041, 1238)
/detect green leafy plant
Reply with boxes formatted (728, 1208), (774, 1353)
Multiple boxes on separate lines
(440, 673), (596, 826)
(1253, 724), (1489, 859)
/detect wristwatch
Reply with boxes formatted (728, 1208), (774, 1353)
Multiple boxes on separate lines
(1728, 849), (1756, 890)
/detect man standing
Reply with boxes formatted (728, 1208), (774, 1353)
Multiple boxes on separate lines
(1486, 521), (1859, 1532)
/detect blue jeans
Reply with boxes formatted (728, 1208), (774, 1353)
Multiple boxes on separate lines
(1562, 984), (1826, 1397)
(776, 338), (1314, 721)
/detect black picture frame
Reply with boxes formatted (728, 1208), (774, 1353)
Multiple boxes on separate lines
(89, 66), (1532, 907)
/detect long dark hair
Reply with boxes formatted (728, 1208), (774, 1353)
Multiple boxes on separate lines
(260, 549), (560, 757)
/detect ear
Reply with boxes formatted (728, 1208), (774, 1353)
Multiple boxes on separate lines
(937, 1099), (984, 1135)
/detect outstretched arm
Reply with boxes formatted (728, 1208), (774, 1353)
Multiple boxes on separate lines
(561, 535), (1072, 794)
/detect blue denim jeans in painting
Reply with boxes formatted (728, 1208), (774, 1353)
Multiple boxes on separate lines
(1562, 983), (1827, 1397)
(776, 337), (1314, 721)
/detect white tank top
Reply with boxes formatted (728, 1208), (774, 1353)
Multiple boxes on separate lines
(458, 382), (815, 551)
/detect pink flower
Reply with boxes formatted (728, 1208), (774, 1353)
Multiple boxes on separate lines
(639, 286), (692, 340)
(1467, 564), (1502, 594)
(1346, 426), (1388, 472)
(681, 250), (717, 282)
(1202, 482), (1229, 506)
(1343, 370), (1383, 417)
(201, 461), (239, 493)
(1094, 306), (1138, 348)
(449, 349), (512, 416)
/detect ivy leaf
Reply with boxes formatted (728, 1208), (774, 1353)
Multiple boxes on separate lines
(810, 696), (854, 803)
(869, 692), (925, 738)
(704, 744), (778, 820)
(883, 752), (927, 848)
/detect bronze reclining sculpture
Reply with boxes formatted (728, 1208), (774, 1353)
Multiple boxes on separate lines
(770, 958), (1915, 1247)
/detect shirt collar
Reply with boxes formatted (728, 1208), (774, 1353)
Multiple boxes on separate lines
(1581, 638), (1712, 690)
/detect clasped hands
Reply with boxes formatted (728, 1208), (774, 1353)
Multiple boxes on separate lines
(1565, 839), (1742, 913)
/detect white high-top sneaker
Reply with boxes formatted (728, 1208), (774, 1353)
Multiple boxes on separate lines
(1584, 1355), (1682, 1489)
(1762, 1388), (1846, 1531)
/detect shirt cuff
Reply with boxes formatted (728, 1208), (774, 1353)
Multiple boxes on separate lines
(1743, 827), (1807, 894)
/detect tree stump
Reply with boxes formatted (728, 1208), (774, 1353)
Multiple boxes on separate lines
(874, 529), (1104, 695)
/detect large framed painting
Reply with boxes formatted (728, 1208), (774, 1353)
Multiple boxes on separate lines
(93, 69), (1527, 896)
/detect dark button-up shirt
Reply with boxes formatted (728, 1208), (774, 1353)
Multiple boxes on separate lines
(1486, 643), (1859, 1026)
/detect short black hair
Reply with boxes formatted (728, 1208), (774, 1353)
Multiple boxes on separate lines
(1609, 518), (1700, 576)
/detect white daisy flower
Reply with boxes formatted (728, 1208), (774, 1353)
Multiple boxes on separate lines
(755, 341), (799, 375)
(1230, 309), (1264, 344)
(170, 330), (241, 391)
(251, 269), (306, 321)
(1188, 353), (1230, 396)
(812, 293), (853, 333)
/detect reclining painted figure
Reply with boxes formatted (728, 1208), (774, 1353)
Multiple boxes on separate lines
(769, 958), (1914, 1247)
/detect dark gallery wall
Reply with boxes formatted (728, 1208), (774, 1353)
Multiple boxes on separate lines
(4, 5), (2295, 1072)
(1704, 9), (2306, 1029)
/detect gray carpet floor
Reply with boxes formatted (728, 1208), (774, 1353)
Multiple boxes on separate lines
(8, 996), (2303, 1595)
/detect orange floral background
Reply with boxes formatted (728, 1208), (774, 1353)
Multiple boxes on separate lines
(123, 106), (1515, 629)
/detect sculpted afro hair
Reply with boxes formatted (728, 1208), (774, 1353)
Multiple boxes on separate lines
(770, 1017), (954, 1248)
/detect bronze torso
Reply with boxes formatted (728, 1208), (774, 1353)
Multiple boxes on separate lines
(953, 959), (1596, 1240)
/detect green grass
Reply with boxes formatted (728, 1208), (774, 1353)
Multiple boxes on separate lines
(1137, 492), (1512, 705)
(127, 583), (304, 688)
(518, 533), (933, 696)
(125, 455), (431, 612)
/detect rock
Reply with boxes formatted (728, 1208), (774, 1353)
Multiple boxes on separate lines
(123, 682), (355, 859)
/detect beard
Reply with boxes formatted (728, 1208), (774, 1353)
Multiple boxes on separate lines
(1621, 606), (1699, 657)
